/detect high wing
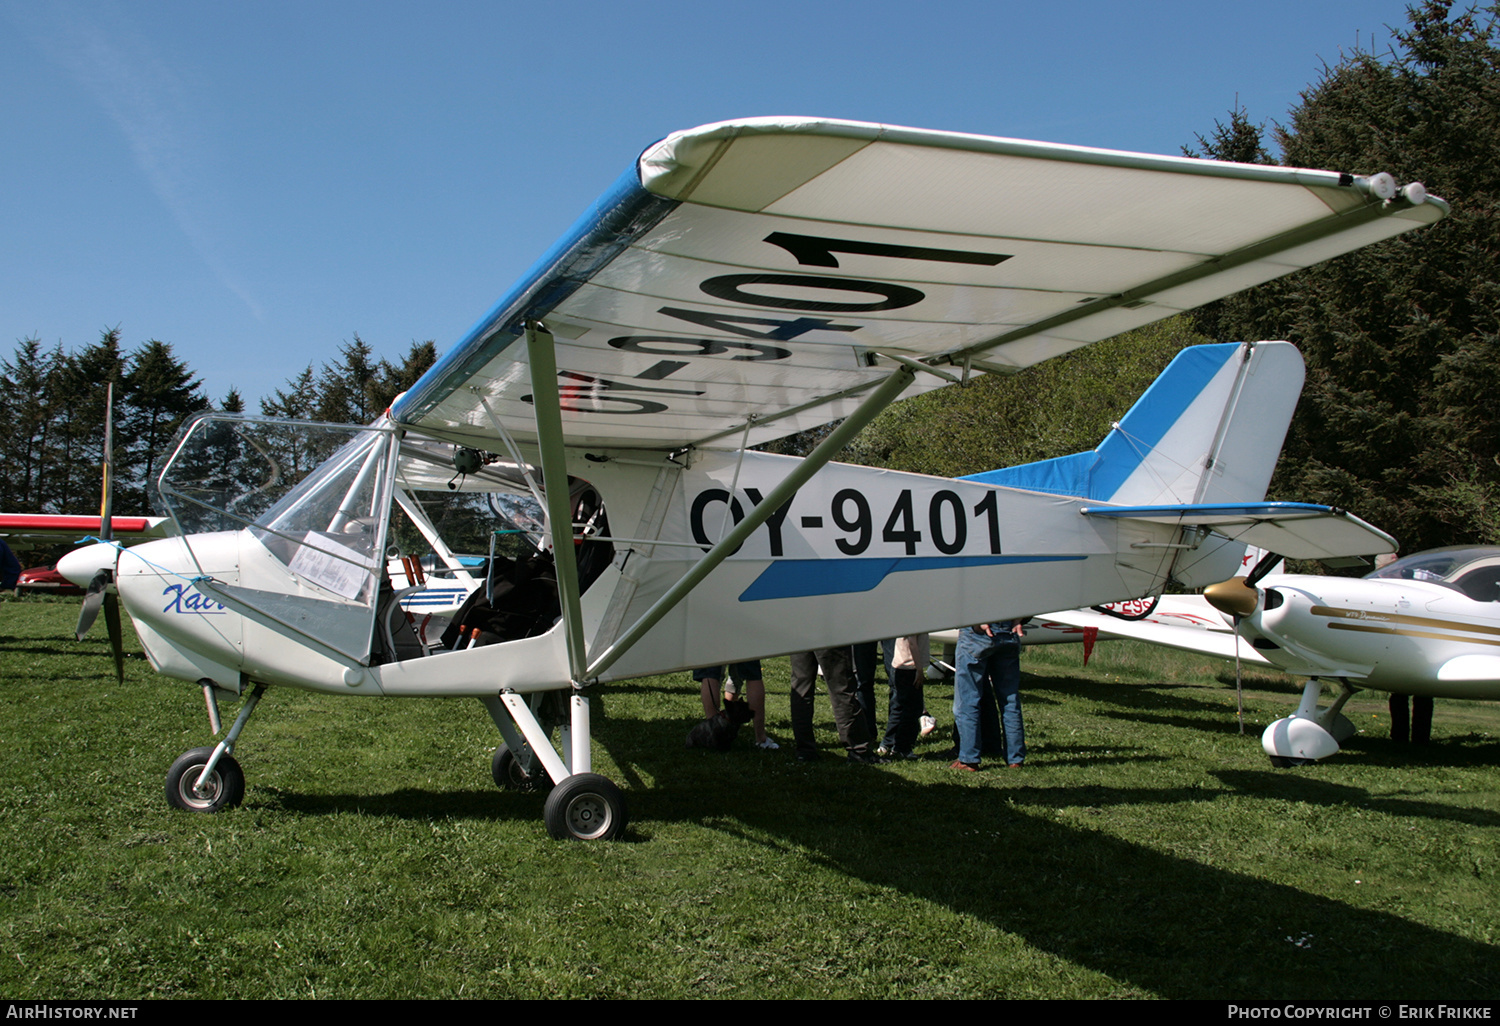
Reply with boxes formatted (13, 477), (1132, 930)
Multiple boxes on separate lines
(388, 116), (1445, 450)
(0, 514), (169, 545)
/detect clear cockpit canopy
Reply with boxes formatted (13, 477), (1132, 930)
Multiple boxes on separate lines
(1366, 546), (1500, 601)
(160, 414), (552, 600)
(160, 415), (399, 603)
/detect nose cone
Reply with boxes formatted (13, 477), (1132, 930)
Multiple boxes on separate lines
(58, 542), (118, 587)
(1204, 577), (1260, 618)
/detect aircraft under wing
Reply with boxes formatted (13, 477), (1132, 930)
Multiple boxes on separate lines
(1039, 606), (1275, 668)
(389, 116), (1446, 451)
(1078, 502), (1397, 561)
(0, 514), (169, 544)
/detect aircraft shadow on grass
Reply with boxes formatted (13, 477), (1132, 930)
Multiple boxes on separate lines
(249, 696), (1498, 998)
(608, 696), (1497, 998)
(658, 767), (1499, 998)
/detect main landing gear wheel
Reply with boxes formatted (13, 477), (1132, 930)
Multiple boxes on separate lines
(542, 773), (627, 841)
(165, 746), (245, 813)
(492, 743), (550, 794)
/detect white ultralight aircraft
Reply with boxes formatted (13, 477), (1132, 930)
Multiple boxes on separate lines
(58, 117), (1445, 839)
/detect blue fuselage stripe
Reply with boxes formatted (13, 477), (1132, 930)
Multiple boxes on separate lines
(737, 554), (1085, 602)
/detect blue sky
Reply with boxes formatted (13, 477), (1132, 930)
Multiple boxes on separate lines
(2, 0), (1433, 405)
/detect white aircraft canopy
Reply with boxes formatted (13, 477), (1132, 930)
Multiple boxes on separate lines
(390, 116), (1446, 452)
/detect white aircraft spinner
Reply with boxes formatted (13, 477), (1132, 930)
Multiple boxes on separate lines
(56, 117), (1447, 839)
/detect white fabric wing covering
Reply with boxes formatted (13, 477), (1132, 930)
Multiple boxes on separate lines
(392, 117), (1446, 452)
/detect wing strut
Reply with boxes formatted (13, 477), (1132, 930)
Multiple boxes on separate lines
(585, 362), (920, 682)
(525, 322), (590, 682)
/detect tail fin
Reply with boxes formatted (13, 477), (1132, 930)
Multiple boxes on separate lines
(963, 341), (1304, 506)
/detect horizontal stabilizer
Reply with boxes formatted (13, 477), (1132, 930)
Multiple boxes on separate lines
(1079, 502), (1396, 561)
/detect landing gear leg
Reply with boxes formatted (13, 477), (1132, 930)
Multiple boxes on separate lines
(166, 683), (265, 812)
(479, 689), (627, 840)
(1262, 677), (1358, 766)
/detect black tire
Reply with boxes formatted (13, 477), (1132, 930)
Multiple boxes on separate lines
(542, 773), (627, 841)
(165, 746), (245, 813)
(491, 743), (549, 793)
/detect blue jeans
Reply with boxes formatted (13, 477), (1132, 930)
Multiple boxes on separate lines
(952, 625), (1025, 766)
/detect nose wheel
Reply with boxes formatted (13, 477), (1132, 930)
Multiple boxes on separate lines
(165, 746), (245, 813)
(164, 682), (264, 813)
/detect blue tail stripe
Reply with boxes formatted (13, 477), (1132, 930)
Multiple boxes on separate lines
(737, 554), (1085, 602)
(961, 343), (1240, 501)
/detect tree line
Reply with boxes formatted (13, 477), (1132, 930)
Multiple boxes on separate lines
(0, 329), (435, 520)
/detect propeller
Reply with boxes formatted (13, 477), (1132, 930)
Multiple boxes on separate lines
(70, 383), (125, 683)
(1204, 550), (1284, 736)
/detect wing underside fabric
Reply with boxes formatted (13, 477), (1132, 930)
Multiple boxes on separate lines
(391, 117), (1446, 452)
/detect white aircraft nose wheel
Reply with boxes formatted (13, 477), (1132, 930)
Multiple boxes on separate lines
(492, 743), (550, 794)
(165, 747), (245, 813)
(543, 773), (627, 841)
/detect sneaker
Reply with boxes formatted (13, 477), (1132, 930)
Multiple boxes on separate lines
(949, 759), (979, 772)
(756, 737), (780, 751)
(847, 750), (888, 765)
(919, 715), (937, 737)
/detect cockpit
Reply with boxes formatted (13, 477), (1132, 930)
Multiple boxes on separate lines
(1365, 546), (1500, 602)
(157, 414), (614, 666)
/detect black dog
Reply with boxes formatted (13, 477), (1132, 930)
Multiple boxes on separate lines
(685, 697), (753, 751)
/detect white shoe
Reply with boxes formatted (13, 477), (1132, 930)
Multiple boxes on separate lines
(756, 737), (780, 751)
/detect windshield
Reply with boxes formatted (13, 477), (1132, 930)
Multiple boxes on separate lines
(250, 426), (395, 601)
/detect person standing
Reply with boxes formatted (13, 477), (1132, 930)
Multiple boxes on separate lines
(0, 538), (20, 592)
(950, 620), (1027, 771)
(789, 646), (880, 763)
(877, 633), (928, 759)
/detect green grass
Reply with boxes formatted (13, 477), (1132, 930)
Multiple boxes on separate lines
(2, 597), (1498, 998)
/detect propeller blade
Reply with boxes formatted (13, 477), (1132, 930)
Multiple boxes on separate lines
(76, 570), (109, 640)
(99, 382), (114, 543)
(103, 592), (125, 683)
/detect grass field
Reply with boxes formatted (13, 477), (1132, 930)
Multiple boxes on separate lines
(1, 596), (1497, 999)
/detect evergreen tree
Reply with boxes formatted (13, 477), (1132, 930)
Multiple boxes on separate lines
(848, 317), (1209, 477)
(120, 340), (208, 513)
(371, 340), (438, 413)
(1182, 102), (1277, 165)
(0, 337), (63, 512)
(1198, 1), (1500, 551)
(50, 329), (125, 514)
(315, 334), (380, 424)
